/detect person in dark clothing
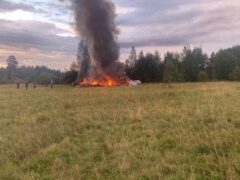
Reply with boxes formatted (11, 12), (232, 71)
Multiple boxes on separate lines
(25, 81), (29, 90)
(33, 81), (37, 89)
(17, 82), (20, 89)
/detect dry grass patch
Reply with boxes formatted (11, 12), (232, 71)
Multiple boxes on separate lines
(0, 82), (240, 179)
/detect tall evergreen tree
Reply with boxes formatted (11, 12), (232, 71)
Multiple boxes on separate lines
(77, 40), (91, 81)
(128, 46), (137, 67)
(181, 46), (208, 81)
(206, 52), (216, 80)
(214, 50), (238, 80)
(6, 55), (18, 81)
(163, 52), (179, 84)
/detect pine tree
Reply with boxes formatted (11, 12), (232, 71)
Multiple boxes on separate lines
(163, 52), (179, 85)
(6, 55), (18, 81)
(128, 46), (137, 67)
(77, 40), (90, 81)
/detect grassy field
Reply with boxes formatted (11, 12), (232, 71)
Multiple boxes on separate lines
(0, 82), (240, 180)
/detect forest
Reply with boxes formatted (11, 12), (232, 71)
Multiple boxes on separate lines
(0, 45), (240, 84)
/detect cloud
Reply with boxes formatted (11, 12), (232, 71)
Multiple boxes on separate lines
(0, 45), (75, 70)
(0, 0), (35, 12)
(115, 0), (240, 49)
(0, 19), (79, 69)
(2, 0), (240, 50)
(0, 0), (240, 69)
(0, 19), (78, 54)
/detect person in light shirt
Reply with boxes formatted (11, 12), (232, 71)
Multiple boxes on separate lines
(50, 80), (54, 89)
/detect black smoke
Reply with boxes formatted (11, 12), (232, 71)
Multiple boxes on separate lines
(62, 0), (128, 82)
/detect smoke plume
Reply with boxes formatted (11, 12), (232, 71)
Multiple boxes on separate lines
(65, 0), (128, 82)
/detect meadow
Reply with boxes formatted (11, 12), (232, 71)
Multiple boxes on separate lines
(0, 82), (240, 180)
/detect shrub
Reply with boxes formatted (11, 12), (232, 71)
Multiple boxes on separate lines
(198, 71), (209, 82)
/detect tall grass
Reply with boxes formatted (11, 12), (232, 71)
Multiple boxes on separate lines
(0, 82), (240, 179)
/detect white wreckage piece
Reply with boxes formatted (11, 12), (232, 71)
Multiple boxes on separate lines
(129, 80), (142, 86)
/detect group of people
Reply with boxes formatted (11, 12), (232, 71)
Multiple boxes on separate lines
(16, 80), (54, 90)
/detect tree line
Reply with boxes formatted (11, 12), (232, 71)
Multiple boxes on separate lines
(0, 56), (64, 84)
(0, 45), (239, 85)
(125, 45), (240, 83)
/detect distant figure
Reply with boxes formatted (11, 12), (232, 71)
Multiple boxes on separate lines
(33, 81), (37, 89)
(50, 80), (54, 89)
(25, 81), (29, 90)
(17, 82), (20, 89)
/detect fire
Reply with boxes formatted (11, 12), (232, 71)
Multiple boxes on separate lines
(92, 80), (99, 86)
(108, 80), (112, 86)
(80, 77), (129, 87)
(81, 78), (89, 86)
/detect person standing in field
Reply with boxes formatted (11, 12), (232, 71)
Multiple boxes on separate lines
(50, 80), (54, 89)
(25, 81), (29, 90)
(33, 81), (37, 89)
(16, 82), (20, 89)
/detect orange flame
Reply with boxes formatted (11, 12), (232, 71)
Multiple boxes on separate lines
(80, 76), (128, 87)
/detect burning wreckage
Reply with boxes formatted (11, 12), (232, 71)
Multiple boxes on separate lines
(74, 41), (141, 87)
(67, 0), (140, 87)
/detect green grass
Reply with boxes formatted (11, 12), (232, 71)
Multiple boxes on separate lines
(0, 82), (240, 179)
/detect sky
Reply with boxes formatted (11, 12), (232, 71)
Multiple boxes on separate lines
(0, 0), (240, 70)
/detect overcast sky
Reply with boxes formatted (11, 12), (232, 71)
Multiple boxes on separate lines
(0, 0), (240, 70)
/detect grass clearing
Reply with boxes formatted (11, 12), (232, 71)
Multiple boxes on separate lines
(0, 82), (240, 179)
